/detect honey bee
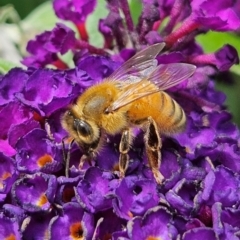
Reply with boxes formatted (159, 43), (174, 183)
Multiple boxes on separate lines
(62, 43), (196, 184)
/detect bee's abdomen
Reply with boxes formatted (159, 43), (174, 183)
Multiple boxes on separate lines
(156, 92), (186, 133)
(127, 91), (186, 134)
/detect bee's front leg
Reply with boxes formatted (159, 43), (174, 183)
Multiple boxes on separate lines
(119, 129), (131, 179)
(62, 138), (75, 178)
(144, 117), (164, 184)
(79, 149), (96, 169)
(78, 135), (101, 171)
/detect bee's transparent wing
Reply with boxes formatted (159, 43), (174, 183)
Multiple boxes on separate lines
(107, 63), (196, 112)
(108, 43), (166, 84)
(147, 63), (196, 90)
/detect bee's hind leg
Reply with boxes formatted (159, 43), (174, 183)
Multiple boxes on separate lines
(119, 129), (131, 179)
(144, 117), (164, 184)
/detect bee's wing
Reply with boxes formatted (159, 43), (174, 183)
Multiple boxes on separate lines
(148, 63), (196, 90)
(107, 63), (196, 112)
(108, 43), (166, 84)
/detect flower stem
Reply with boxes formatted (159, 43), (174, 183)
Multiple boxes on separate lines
(118, 0), (139, 48)
(163, 0), (185, 34)
(179, 91), (220, 112)
(76, 22), (89, 42)
(52, 58), (69, 70)
(164, 19), (200, 48)
(106, 0), (127, 50)
(75, 40), (107, 55)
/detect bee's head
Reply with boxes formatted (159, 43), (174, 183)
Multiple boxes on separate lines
(61, 109), (100, 147)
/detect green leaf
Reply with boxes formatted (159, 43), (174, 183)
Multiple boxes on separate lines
(129, 0), (142, 25)
(197, 31), (240, 53)
(86, 0), (108, 48)
(0, 58), (21, 74)
(86, 0), (142, 47)
(197, 31), (240, 126)
(216, 75), (240, 126)
(22, 1), (58, 31)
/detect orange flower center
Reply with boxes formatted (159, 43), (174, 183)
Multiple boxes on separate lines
(37, 154), (53, 167)
(70, 222), (84, 240)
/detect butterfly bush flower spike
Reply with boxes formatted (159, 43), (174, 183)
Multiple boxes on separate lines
(1, 0), (240, 239)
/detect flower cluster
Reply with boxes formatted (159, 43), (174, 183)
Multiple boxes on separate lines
(1, 0), (240, 239)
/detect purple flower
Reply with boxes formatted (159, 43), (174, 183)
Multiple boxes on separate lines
(15, 129), (62, 173)
(0, 101), (34, 156)
(0, 68), (28, 105)
(11, 173), (57, 212)
(200, 166), (240, 207)
(55, 175), (81, 205)
(94, 209), (127, 239)
(15, 68), (79, 116)
(22, 31), (58, 68)
(53, 0), (96, 24)
(21, 212), (54, 240)
(0, 153), (18, 202)
(0, 214), (21, 240)
(189, 44), (239, 71)
(75, 167), (118, 213)
(75, 55), (120, 81)
(192, 0), (240, 31)
(166, 178), (200, 216)
(164, 1), (240, 48)
(22, 24), (77, 68)
(22, 23), (106, 68)
(182, 227), (218, 240)
(127, 206), (177, 240)
(1, 0), (240, 239)
(212, 202), (240, 239)
(113, 176), (159, 220)
(48, 202), (94, 240)
(2, 204), (26, 223)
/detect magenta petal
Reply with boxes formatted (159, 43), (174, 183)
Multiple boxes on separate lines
(53, 0), (96, 24)
(45, 23), (77, 54)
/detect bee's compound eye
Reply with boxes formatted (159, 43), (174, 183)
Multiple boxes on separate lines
(68, 111), (73, 116)
(73, 119), (92, 137)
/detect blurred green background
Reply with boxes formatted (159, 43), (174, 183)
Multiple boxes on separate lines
(1, 0), (240, 126)
(0, 0), (47, 19)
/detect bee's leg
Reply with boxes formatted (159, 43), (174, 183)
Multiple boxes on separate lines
(119, 129), (131, 179)
(62, 138), (74, 178)
(78, 150), (95, 169)
(79, 137), (100, 170)
(144, 117), (164, 184)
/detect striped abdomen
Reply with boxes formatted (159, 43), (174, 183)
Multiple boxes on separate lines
(155, 91), (186, 134)
(128, 90), (186, 134)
